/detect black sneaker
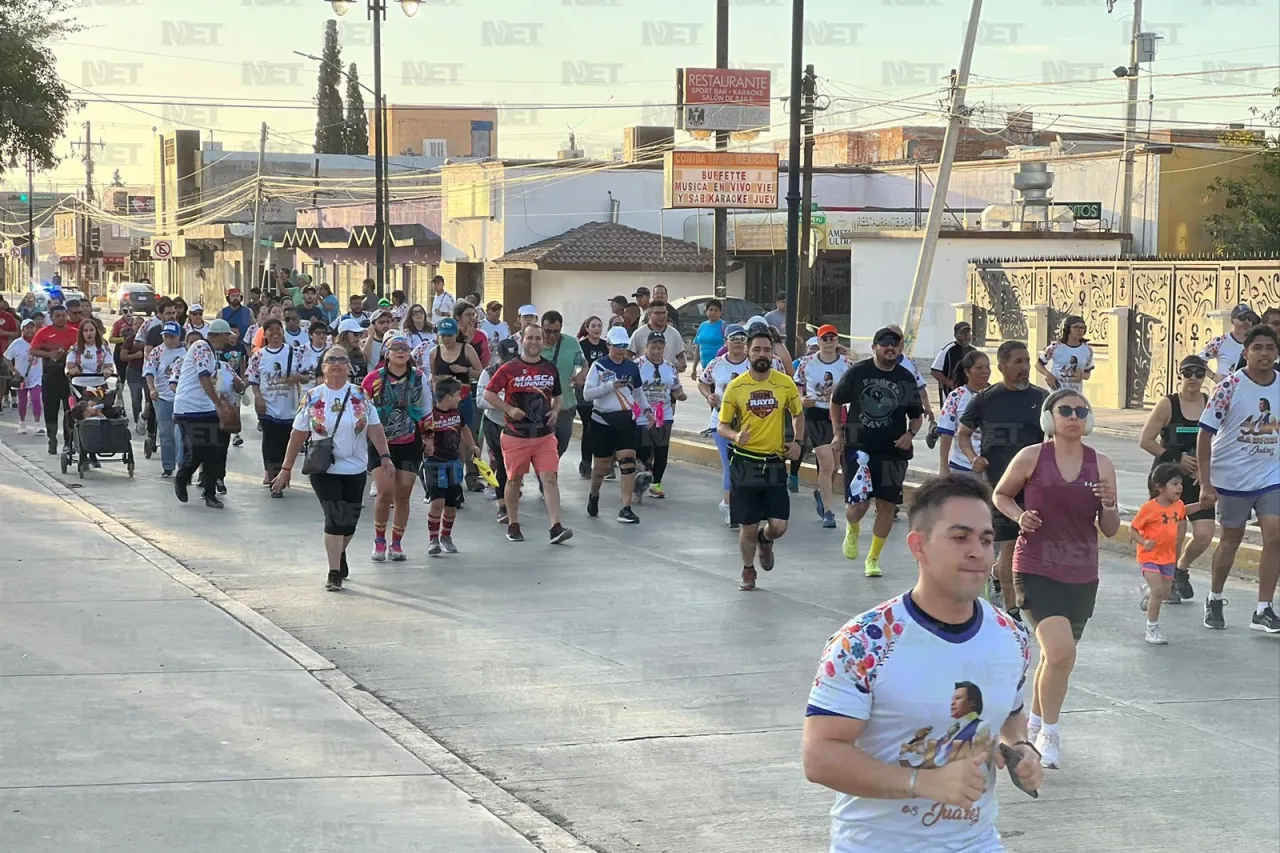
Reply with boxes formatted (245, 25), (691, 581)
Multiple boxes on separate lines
(578, 460), (590, 479)
(586, 493), (599, 518)
(204, 496), (225, 509)
(496, 506), (509, 524)
(617, 506), (639, 524)
(549, 523), (573, 544)
(216, 478), (227, 495)
(325, 571), (343, 591)
(174, 476), (189, 503)
(506, 523), (524, 542)
(232, 435), (244, 447)
(339, 551), (349, 579)
(48, 437), (57, 455)
(1250, 605), (1280, 634)
(1174, 569), (1194, 600)
(1203, 597), (1227, 630)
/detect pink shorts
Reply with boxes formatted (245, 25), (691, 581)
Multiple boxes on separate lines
(500, 432), (559, 479)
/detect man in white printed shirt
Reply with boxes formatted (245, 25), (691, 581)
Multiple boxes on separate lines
(431, 275), (455, 326)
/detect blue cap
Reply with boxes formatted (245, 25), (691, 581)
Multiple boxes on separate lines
(724, 323), (746, 337)
(436, 317), (459, 336)
(162, 321), (182, 337)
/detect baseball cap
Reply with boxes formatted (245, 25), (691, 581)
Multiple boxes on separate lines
(606, 326), (631, 347)
(162, 321), (182, 337)
(297, 273), (313, 285)
(189, 303), (204, 313)
(436, 317), (459, 336)
(518, 304), (538, 317)
(497, 338), (520, 362)
(337, 318), (365, 335)
(724, 323), (747, 338)
(806, 336), (820, 348)
(19, 318), (33, 328)
(1179, 354), (1208, 373)
(646, 330), (668, 345)
(816, 324), (838, 338)
(369, 308), (393, 323)
(873, 326), (903, 345)
(609, 295), (628, 306)
(207, 318), (232, 335)
(486, 300), (502, 311)
(746, 315), (767, 328)
(632, 287), (650, 298)
(227, 288), (242, 298)
(1231, 303), (1260, 323)
(378, 298), (391, 308)
(954, 321), (972, 333)
(383, 332), (411, 349)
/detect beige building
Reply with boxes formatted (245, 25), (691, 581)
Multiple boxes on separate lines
(380, 106), (497, 159)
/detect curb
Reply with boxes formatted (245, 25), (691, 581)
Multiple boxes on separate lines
(0, 439), (601, 853)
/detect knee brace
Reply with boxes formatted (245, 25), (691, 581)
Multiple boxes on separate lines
(617, 458), (637, 476)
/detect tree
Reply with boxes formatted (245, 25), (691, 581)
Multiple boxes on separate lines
(313, 20), (345, 154)
(110, 169), (124, 187)
(0, 0), (82, 175)
(343, 63), (369, 156)
(1203, 92), (1280, 255)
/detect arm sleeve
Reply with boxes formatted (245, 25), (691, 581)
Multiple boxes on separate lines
(551, 368), (563, 398)
(582, 362), (613, 402)
(787, 383), (803, 417)
(1039, 342), (1057, 367)
(699, 358), (718, 387)
(1197, 335), (1222, 361)
(717, 384), (740, 426)
(476, 369), (493, 408)
(1082, 345), (1096, 372)
(246, 351), (262, 386)
(831, 368), (858, 415)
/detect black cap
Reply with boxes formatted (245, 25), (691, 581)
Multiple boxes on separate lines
(1178, 354), (1208, 372)
(775, 291), (787, 301)
(609, 295), (627, 306)
(1231, 303), (1260, 323)
(954, 321), (972, 333)
(632, 287), (650, 297)
(497, 338), (520, 362)
(646, 330), (668, 345)
(873, 326), (902, 345)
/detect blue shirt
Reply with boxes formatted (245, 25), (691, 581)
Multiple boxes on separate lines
(322, 295), (340, 325)
(219, 305), (254, 343)
(694, 319), (726, 366)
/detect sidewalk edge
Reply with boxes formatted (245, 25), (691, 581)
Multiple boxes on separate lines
(0, 439), (601, 853)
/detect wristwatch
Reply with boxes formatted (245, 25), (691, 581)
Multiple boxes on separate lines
(379, 453), (392, 461)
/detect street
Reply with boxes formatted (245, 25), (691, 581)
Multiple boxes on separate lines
(2, 408), (1276, 853)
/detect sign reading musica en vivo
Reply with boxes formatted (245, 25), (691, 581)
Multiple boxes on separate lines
(678, 68), (771, 132)
(663, 151), (779, 210)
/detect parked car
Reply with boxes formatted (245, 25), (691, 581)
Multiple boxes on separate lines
(669, 295), (766, 363)
(109, 282), (158, 315)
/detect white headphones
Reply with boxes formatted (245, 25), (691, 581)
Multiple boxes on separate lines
(1041, 389), (1095, 437)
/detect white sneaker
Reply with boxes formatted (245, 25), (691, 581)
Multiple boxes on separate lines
(370, 481), (378, 497)
(1144, 623), (1168, 645)
(34, 425), (44, 435)
(134, 420), (145, 436)
(1035, 729), (1061, 769)
(1026, 716), (1041, 746)
(484, 486), (497, 500)
(17, 422), (27, 435)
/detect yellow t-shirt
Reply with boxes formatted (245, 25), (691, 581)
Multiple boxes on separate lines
(719, 369), (803, 458)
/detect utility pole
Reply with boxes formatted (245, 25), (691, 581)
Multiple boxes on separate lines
(797, 64), (817, 342)
(371, 0), (387, 296)
(1118, 0), (1143, 241)
(248, 122), (268, 295)
(69, 122), (100, 292)
(26, 154), (35, 287)
(381, 93), (392, 295)
(901, 0), (982, 356)
(712, 0), (729, 300)
(782, 0), (804, 359)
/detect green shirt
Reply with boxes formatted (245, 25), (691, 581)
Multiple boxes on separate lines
(542, 335), (586, 408)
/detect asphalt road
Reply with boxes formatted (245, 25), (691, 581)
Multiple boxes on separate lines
(3, 402), (1276, 853)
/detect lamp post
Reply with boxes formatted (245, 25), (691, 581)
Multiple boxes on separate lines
(328, 0), (419, 296)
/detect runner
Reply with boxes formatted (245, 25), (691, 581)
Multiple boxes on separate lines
(1196, 323), (1280, 632)
(142, 321), (186, 477)
(482, 324), (573, 544)
(830, 326), (924, 578)
(717, 326), (804, 591)
(992, 390), (1121, 768)
(803, 474), (1039, 853)
(541, 310), (587, 463)
(794, 324), (853, 529)
(929, 321), (975, 406)
(172, 320), (239, 509)
(297, 321), (332, 391)
(1232, 306), (1280, 370)
(582, 326), (651, 523)
(422, 376), (477, 556)
(634, 331), (685, 500)
(575, 316), (609, 478)
(1131, 463), (1207, 644)
(1198, 303), (1259, 384)
(1036, 315), (1095, 393)
(477, 338), (521, 524)
(28, 303), (79, 454)
(699, 324), (751, 526)
(5, 319), (43, 434)
(957, 341), (1048, 620)
(479, 301), (510, 363)
(1138, 355), (1213, 602)
(184, 304), (210, 339)
(363, 333), (431, 561)
(935, 350), (990, 475)
(246, 319), (307, 495)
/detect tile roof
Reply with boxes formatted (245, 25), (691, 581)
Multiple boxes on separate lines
(494, 221), (715, 272)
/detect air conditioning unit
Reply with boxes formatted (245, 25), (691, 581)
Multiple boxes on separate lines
(423, 139), (447, 158)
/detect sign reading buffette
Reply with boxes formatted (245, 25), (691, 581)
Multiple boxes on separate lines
(663, 151), (780, 210)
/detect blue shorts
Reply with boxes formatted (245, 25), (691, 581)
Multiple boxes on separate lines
(1141, 562), (1176, 578)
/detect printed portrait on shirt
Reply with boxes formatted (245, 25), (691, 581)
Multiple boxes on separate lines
(897, 681), (993, 770)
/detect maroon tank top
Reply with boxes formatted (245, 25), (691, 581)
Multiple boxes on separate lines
(1013, 441), (1102, 584)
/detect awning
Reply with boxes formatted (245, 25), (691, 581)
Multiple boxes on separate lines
(277, 224), (439, 250)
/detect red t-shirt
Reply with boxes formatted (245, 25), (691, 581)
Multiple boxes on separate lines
(0, 311), (17, 343)
(30, 324), (80, 365)
(486, 356), (562, 439)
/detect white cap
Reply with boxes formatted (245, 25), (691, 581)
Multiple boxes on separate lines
(806, 336), (819, 348)
(189, 303), (204, 313)
(606, 326), (631, 347)
(369, 307), (393, 323)
(337, 318), (365, 335)
(747, 315), (767, 328)
(20, 318), (34, 328)
(518, 304), (538, 317)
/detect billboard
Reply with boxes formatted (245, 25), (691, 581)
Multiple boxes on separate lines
(663, 151), (779, 209)
(677, 68), (771, 132)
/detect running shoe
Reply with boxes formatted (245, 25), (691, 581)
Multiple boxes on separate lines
(325, 571), (343, 592)
(339, 552), (349, 579)
(822, 511), (837, 529)
(586, 493), (599, 518)
(1144, 623), (1168, 645)
(440, 536), (458, 554)
(134, 420), (145, 436)
(496, 506), (509, 524)
(216, 479), (227, 495)
(1203, 597), (1227, 630)
(813, 489), (826, 520)
(739, 566), (757, 591)
(388, 543), (406, 562)
(204, 496), (224, 509)
(549, 523), (573, 544)
(428, 538), (442, 556)
(1250, 605), (1280, 634)
(648, 483), (664, 499)
(757, 529), (775, 571)
(1026, 717), (1041, 746)
(842, 524), (859, 560)
(1174, 569), (1194, 600)
(370, 481), (378, 497)
(617, 506), (640, 524)
(864, 557), (882, 578)
(506, 523), (524, 542)
(371, 543), (387, 562)
(1138, 584), (1150, 612)
(787, 474), (799, 493)
(1035, 730), (1062, 769)
(1165, 586), (1182, 605)
(17, 423), (27, 435)
(232, 435), (244, 447)
(578, 460), (590, 479)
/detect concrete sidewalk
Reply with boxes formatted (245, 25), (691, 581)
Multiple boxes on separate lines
(0, 449), (591, 853)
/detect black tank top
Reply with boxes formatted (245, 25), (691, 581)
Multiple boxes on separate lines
(1154, 393), (1206, 468)
(433, 343), (468, 376)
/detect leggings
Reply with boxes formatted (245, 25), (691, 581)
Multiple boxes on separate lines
(482, 417), (508, 499)
(260, 418), (293, 478)
(577, 402), (594, 468)
(309, 471), (367, 536)
(16, 385), (42, 421)
(714, 430), (733, 491)
(636, 422), (672, 484)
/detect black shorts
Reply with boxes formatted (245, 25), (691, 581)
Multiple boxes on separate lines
(729, 454), (790, 525)
(993, 489), (1025, 542)
(591, 412), (637, 458)
(309, 472), (367, 536)
(421, 457), (465, 507)
(844, 450), (908, 505)
(368, 434), (423, 473)
(804, 408), (834, 450)
(1014, 572), (1099, 641)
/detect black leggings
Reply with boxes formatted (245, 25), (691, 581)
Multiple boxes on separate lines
(126, 375), (145, 422)
(577, 402), (594, 467)
(636, 422), (672, 484)
(482, 417), (508, 499)
(260, 419), (293, 478)
(42, 369), (71, 445)
(175, 414), (230, 498)
(309, 471), (367, 536)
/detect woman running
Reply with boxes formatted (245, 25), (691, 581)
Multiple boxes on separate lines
(993, 389), (1120, 770)
(247, 318), (308, 495)
(1037, 315), (1094, 394)
(576, 316), (609, 478)
(698, 324), (750, 526)
(635, 331), (685, 499)
(936, 349), (991, 474)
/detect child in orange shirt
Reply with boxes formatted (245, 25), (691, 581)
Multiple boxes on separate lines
(1131, 462), (1204, 645)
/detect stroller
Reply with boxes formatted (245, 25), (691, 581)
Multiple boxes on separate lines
(61, 377), (136, 479)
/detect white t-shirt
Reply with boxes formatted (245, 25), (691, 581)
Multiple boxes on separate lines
(184, 322), (210, 340)
(1038, 341), (1094, 391)
(477, 366), (506, 426)
(66, 345), (113, 388)
(142, 344), (185, 402)
(936, 385), (982, 470)
(478, 319), (510, 365)
(5, 338), (42, 387)
(807, 594), (1031, 853)
(700, 354), (752, 430)
(297, 343), (330, 392)
(404, 328), (435, 353)
(636, 358), (681, 426)
(292, 383), (382, 476)
(1198, 332), (1247, 378)
(431, 291), (456, 325)
(173, 339), (220, 416)
(1199, 368), (1280, 496)
(930, 341), (963, 374)
(897, 354), (928, 391)
(283, 328), (309, 350)
(247, 344), (303, 423)
(795, 353), (853, 409)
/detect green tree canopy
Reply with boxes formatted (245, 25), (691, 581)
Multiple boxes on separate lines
(343, 63), (369, 156)
(1204, 91), (1280, 255)
(0, 0), (82, 174)
(313, 20), (345, 154)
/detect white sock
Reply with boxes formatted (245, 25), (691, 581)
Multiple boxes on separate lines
(1029, 713), (1042, 731)
(1147, 619), (1158, 628)
(1042, 722), (1059, 736)
(1258, 603), (1270, 615)
(1209, 592), (1223, 601)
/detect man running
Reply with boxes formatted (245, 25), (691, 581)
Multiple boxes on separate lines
(957, 341), (1048, 621)
(794, 324), (853, 528)
(582, 326), (653, 523)
(831, 327), (924, 578)
(803, 474), (1040, 853)
(1197, 323), (1280, 632)
(717, 326), (804, 591)
(635, 330), (684, 500)
(1199, 303), (1259, 384)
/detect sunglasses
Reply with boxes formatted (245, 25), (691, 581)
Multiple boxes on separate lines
(726, 334), (748, 342)
(1180, 368), (1206, 379)
(1056, 405), (1090, 420)
(820, 334), (838, 341)
(875, 337), (902, 347)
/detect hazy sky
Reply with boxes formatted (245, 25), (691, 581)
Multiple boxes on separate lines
(17, 0), (1280, 192)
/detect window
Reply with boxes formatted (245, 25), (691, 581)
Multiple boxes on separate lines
(424, 138), (447, 158)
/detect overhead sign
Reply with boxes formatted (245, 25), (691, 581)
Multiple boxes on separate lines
(663, 151), (779, 209)
(1054, 201), (1102, 221)
(151, 239), (173, 259)
(677, 68), (771, 132)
